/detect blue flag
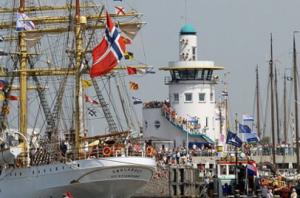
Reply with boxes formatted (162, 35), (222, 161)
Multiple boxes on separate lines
(132, 96), (142, 105)
(226, 131), (242, 147)
(239, 124), (251, 133)
(242, 114), (254, 122)
(244, 132), (260, 143)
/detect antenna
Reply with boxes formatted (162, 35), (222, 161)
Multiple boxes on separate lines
(184, 0), (187, 24)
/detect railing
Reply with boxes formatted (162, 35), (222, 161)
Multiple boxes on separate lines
(59, 142), (151, 161)
(161, 103), (214, 143)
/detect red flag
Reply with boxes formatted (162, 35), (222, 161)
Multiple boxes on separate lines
(90, 12), (127, 78)
(7, 95), (18, 101)
(85, 95), (99, 105)
(127, 67), (137, 75)
(63, 192), (74, 198)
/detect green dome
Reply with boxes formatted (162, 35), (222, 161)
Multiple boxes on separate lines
(180, 24), (197, 35)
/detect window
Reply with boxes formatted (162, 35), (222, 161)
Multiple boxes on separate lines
(192, 47), (196, 60)
(184, 93), (193, 102)
(229, 165), (235, 175)
(173, 93), (179, 103)
(198, 93), (206, 102)
(210, 91), (214, 102)
(220, 165), (227, 175)
(206, 70), (213, 80)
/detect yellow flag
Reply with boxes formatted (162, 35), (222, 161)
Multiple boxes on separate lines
(82, 80), (92, 88)
(124, 51), (134, 60)
(0, 93), (4, 101)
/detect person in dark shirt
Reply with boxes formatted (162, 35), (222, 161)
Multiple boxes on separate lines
(295, 180), (300, 196)
(60, 142), (67, 157)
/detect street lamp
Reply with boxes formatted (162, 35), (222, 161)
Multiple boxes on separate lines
(14, 132), (30, 167)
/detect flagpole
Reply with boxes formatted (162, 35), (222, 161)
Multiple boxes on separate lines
(235, 113), (238, 188)
(293, 31), (300, 172)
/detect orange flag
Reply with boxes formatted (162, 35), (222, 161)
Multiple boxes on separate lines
(129, 81), (139, 90)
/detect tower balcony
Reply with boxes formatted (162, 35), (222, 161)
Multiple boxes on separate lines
(164, 76), (219, 85)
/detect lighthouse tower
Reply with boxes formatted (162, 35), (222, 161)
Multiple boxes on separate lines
(142, 24), (225, 148)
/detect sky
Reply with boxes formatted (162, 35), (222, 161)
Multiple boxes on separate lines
(2, 0), (300, 137)
(111, 0), (300, 132)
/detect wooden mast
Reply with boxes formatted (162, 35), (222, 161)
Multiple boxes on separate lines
(269, 33), (276, 166)
(256, 65), (261, 138)
(283, 72), (287, 143)
(293, 33), (300, 171)
(0, 1), (145, 166)
(74, 0), (83, 157)
(275, 68), (280, 144)
(19, 0), (29, 166)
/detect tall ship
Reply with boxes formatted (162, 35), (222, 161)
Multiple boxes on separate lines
(0, 0), (155, 197)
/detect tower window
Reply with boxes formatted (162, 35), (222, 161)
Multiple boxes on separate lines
(207, 70), (213, 80)
(173, 93), (179, 103)
(198, 93), (206, 102)
(210, 91), (214, 102)
(184, 93), (193, 103)
(192, 47), (196, 60)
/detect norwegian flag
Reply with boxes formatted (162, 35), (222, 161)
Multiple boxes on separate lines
(247, 160), (258, 176)
(90, 12), (127, 77)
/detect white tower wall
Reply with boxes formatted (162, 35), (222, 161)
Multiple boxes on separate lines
(169, 83), (218, 140)
(179, 34), (197, 61)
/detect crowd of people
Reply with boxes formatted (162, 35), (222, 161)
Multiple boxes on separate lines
(155, 145), (193, 166)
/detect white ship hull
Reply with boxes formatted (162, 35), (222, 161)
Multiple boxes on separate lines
(0, 156), (156, 198)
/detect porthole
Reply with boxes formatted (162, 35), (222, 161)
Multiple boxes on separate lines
(154, 120), (161, 129)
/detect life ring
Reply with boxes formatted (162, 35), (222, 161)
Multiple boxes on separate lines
(103, 147), (112, 157)
(146, 146), (153, 156)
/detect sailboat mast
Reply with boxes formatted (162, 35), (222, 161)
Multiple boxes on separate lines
(293, 33), (300, 171)
(283, 72), (287, 143)
(256, 65), (261, 138)
(19, 0), (28, 139)
(75, 0), (83, 157)
(269, 33), (276, 166)
(275, 68), (280, 143)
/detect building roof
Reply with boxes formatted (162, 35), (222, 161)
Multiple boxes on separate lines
(160, 61), (224, 71)
(180, 24), (197, 35)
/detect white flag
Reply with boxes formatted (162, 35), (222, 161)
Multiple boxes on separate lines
(242, 114), (254, 121)
(16, 12), (35, 31)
